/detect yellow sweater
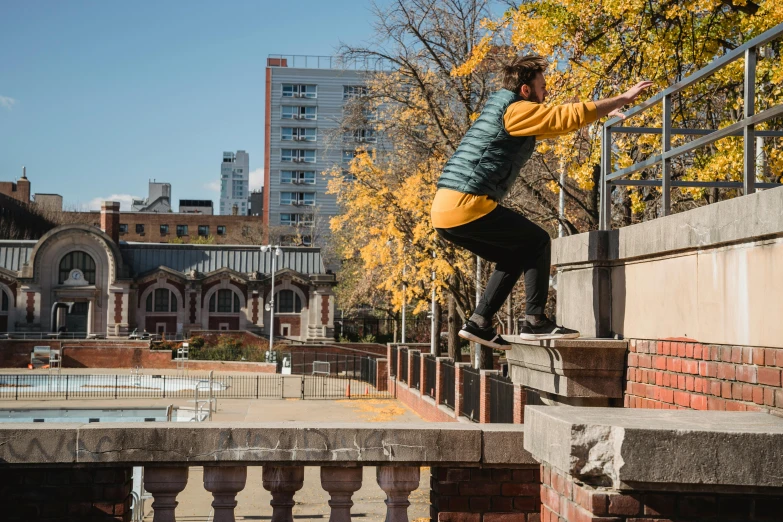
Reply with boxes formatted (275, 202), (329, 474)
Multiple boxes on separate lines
(431, 100), (598, 229)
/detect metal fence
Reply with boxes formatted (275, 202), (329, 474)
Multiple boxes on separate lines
(488, 374), (515, 424)
(600, 22), (783, 230)
(390, 346), (398, 377)
(462, 367), (481, 423)
(442, 360), (455, 409)
(286, 351), (378, 377)
(399, 348), (409, 384)
(410, 352), (421, 390)
(423, 355), (436, 398)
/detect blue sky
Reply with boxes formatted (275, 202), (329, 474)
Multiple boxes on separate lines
(0, 1), (385, 210)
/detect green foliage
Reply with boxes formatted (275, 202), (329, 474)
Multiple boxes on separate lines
(187, 334), (270, 362)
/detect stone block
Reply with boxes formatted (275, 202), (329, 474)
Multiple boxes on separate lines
(0, 423), (80, 464)
(524, 406), (783, 490)
(479, 424), (536, 465)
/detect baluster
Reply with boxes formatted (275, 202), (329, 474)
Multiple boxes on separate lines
(203, 466), (247, 522)
(143, 467), (189, 522)
(376, 466), (420, 522)
(320, 467), (363, 522)
(262, 465), (305, 522)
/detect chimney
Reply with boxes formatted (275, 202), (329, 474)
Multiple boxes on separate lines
(16, 166), (31, 204)
(100, 201), (121, 244)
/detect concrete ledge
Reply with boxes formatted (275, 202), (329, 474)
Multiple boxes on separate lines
(0, 422), (534, 467)
(505, 338), (627, 399)
(524, 406), (783, 491)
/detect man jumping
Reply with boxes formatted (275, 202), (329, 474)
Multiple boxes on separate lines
(432, 55), (652, 348)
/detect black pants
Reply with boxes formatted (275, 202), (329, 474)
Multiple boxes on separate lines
(435, 205), (551, 318)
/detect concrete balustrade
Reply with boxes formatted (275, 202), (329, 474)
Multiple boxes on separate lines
(320, 467), (363, 522)
(143, 467), (189, 522)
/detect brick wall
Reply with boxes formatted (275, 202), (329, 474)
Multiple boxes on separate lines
(0, 466), (133, 522)
(540, 463), (781, 522)
(433, 466), (541, 522)
(625, 339), (783, 415)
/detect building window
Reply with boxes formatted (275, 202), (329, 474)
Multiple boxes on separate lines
(275, 290), (303, 313)
(119, 224), (128, 234)
(198, 225), (209, 237)
(281, 149), (316, 163)
(280, 192), (315, 206)
(281, 106), (317, 120)
(176, 225), (188, 237)
(280, 213), (314, 226)
(281, 170), (316, 185)
(345, 129), (377, 143)
(209, 289), (241, 313)
(160, 224), (169, 235)
(282, 84), (317, 98)
(217, 226), (226, 235)
(146, 288), (178, 313)
(58, 251), (97, 284)
(136, 224), (145, 234)
(343, 85), (369, 99)
(1, 290), (8, 312)
(281, 128), (317, 142)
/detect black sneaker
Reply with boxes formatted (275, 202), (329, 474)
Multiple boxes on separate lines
(458, 320), (512, 350)
(519, 317), (580, 340)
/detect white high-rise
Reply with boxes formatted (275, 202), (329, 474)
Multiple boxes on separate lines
(219, 150), (249, 215)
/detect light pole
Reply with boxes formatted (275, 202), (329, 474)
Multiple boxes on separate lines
(401, 260), (407, 344)
(261, 244), (282, 354)
(430, 251), (437, 355)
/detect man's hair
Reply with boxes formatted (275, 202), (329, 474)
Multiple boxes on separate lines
(501, 55), (548, 93)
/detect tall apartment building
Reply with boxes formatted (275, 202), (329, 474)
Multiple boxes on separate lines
(264, 55), (384, 246)
(220, 150), (249, 216)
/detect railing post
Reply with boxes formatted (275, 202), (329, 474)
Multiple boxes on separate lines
(744, 46), (757, 195)
(320, 467), (363, 522)
(376, 466), (420, 522)
(662, 94), (672, 216)
(203, 466), (247, 522)
(600, 125), (612, 230)
(262, 465), (305, 522)
(144, 467), (189, 522)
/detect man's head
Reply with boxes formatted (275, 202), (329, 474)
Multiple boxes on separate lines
(501, 55), (548, 103)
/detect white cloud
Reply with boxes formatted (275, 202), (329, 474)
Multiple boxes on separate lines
(249, 167), (264, 190)
(0, 95), (17, 110)
(204, 180), (220, 192)
(87, 194), (139, 211)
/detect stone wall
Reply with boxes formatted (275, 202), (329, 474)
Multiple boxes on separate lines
(625, 338), (783, 415)
(0, 466), (133, 522)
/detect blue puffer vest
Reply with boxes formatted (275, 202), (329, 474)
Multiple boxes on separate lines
(437, 89), (536, 201)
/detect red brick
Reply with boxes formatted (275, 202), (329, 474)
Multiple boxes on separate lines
(629, 340), (637, 352)
(659, 387), (674, 404)
(484, 514), (526, 522)
(741, 347), (753, 365)
(638, 354), (651, 368)
(776, 388), (783, 407)
(661, 341), (671, 355)
(764, 387), (776, 406)
(694, 344), (703, 359)
(691, 395), (707, 410)
(726, 401), (747, 411)
(459, 482), (500, 496)
(513, 496), (539, 512)
(448, 497), (470, 512)
(677, 375), (686, 390)
(721, 381), (733, 399)
(731, 383), (743, 400)
(694, 377), (705, 393)
(720, 346), (733, 362)
(709, 380), (721, 396)
(717, 363), (736, 380)
(608, 494), (641, 515)
(699, 361), (718, 377)
(673, 391), (690, 407)
(490, 496), (514, 512)
(730, 346), (742, 363)
(667, 358), (682, 373)
(512, 469), (538, 482)
(502, 482), (540, 496)
(682, 359), (698, 375)
(628, 353), (638, 367)
(676, 343), (687, 357)
(685, 343), (694, 358)
(685, 376), (694, 391)
(764, 349), (778, 366)
(757, 367), (781, 387)
(736, 365), (757, 384)
(653, 356), (666, 370)
(469, 496), (490, 512)
(707, 396), (726, 410)
(446, 469), (471, 482)
(742, 384), (754, 402)
(542, 485), (560, 514)
(655, 371), (663, 386)
(439, 513), (481, 522)
(752, 347), (765, 365)
(679, 495), (717, 517)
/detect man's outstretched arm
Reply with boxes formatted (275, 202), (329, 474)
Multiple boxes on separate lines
(594, 81), (654, 119)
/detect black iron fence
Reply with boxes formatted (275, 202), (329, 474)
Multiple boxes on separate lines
(442, 359), (455, 409)
(410, 352), (421, 390)
(423, 355), (436, 398)
(462, 367), (481, 423)
(286, 352), (377, 377)
(390, 346), (398, 377)
(488, 373), (515, 423)
(399, 348), (409, 384)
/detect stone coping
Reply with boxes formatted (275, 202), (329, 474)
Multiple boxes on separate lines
(524, 406), (783, 491)
(0, 422), (534, 467)
(552, 186), (783, 266)
(505, 337), (627, 350)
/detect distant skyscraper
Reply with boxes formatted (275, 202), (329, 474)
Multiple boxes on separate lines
(220, 151), (249, 216)
(264, 55), (386, 246)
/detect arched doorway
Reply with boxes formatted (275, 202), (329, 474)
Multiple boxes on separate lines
(51, 301), (90, 336)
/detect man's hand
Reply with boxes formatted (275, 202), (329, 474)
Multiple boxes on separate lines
(595, 81), (655, 119)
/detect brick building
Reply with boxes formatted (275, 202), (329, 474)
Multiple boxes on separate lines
(0, 167), (31, 204)
(0, 201), (336, 340)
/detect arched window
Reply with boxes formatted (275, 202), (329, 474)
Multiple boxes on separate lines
(146, 288), (178, 313)
(209, 289), (241, 313)
(1, 290), (8, 312)
(59, 251), (96, 284)
(275, 290), (302, 313)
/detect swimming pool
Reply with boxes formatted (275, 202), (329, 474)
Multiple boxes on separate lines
(0, 406), (180, 423)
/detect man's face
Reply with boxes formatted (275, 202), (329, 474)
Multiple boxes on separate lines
(520, 72), (547, 103)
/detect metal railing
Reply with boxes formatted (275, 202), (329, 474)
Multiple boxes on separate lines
(0, 331), (187, 341)
(441, 360), (455, 409)
(423, 355), (437, 398)
(399, 348), (409, 384)
(266, 54), (394, 71)
(462, 367), (480, 423)
(410, 352), (421, 390)
(600, 22), (783, 230)
(390, 346), (398, 377)
(488, 374), (515, 424)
